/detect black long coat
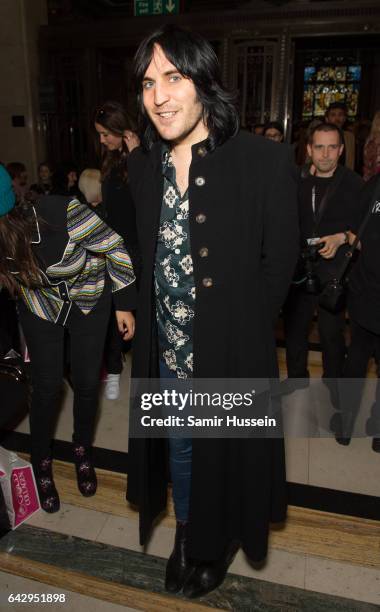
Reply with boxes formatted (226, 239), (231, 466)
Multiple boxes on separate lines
(126, 130), (299, 562)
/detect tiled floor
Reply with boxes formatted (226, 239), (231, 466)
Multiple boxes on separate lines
(1, 525), (379, 612)
(6, 351), (380, 607)
(23, 502), (380, 605)
(304, 556), (380, 606)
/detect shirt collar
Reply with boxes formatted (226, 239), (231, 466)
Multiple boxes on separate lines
(161, 138), (209, 164)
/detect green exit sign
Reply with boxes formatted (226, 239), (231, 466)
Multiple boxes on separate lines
(134, 0), (179, 16)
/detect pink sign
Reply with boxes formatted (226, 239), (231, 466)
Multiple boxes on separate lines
(11, 467), (40, 528)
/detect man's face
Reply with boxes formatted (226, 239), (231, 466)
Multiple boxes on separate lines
(142, 44), (208, 145)
(39, 165), (51, 182)
(67, 171), (77, 187)
(95, 123), (123, 151)
(326, 108), (346, 129)
(264, 128), (283, 143)
(15, 171), (28, 187)
(307, 130), (343, 176)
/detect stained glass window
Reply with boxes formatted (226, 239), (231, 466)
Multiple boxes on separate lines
(302, 64), (361, 119)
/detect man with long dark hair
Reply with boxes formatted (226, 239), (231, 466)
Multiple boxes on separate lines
(126, 25), (299, 598)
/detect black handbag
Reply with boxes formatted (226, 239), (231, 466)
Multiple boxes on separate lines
(318, 201), (374, 313)
(318, 275), (347, 313)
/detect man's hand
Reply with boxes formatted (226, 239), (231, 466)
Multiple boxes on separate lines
(115, 310), (135, 340)
(318, 233), (346, 259)
(123, 130), (140, 153)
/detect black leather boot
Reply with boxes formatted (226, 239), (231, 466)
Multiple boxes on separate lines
(330, 412), (351, 446)
(33, 456), (60, 513)
(183, 539), (240, 599)
(372, 438), (380, 453)
(73, 444), (97, 497)
(165, 521), (195, 593)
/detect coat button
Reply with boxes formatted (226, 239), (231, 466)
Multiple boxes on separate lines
(195, 213), (206, 224)
(195, 176), (205, 187)
(197, 146), (207, 157)
(202, 277), (213, 288)
(199, 247), (209, 257)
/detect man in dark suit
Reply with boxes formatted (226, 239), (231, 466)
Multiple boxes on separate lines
(126, 25), (299, 598)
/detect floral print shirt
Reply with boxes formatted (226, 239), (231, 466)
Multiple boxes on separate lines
(155, 148), (195, 378)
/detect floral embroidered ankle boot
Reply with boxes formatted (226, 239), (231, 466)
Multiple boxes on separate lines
(73, 444), (97, 497)
(33, 456), (60, 513)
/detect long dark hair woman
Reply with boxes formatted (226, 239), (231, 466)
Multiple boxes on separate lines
(0, 164), (136, 513)
(94, 101), (141, 400)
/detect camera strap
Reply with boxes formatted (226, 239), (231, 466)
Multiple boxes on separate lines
(310, 166), (346, 238)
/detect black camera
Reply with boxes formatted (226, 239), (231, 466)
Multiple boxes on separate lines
(301, 241), (325, 262)
(300, 241), (325, 295)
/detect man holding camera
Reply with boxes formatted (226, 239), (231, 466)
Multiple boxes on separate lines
(282, 123), (364, 397)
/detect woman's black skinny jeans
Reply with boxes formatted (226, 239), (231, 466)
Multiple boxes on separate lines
(18, 288), (112, 462)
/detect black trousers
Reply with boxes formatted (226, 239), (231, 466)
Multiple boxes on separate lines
(0, 289), (19, 356)
(283, 285), (346, 378)
(104, 305), (123, 375)
(338, 319), (380, 436)
(18, 290), (111, 461)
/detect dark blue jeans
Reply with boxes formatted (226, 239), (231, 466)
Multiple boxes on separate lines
(159, 360), (192, 522)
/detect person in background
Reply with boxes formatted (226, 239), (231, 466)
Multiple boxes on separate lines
(282, 123), (364, 401)
(94, 101), (141, 401)
(6, 162), (28, 200)
(0, 166), (20, 356)
(331, 174), (380, 452)
(79, 167), (125, 390)
(30, 162), (53, 196)
(263, 121), (284, 143)
(0, 166), (136, 514)
(252, 123), (265, 135)
(362, 111), (380, 181)
(79, 168), (104, 214)
(295, 118), (323, 167)
(325, 102), (355, 170)
(51, 162), (80, 198)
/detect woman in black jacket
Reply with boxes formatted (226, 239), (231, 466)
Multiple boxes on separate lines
(94, 101), (141, 400)
(332, 174), (380, 451)
(0, 164), (136, 512)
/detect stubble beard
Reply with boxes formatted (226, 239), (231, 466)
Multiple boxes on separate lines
(148, 106), (206, 146)
(315, 160), (337, 176)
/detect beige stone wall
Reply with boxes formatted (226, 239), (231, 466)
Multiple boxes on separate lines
(0, 0), (47, 183)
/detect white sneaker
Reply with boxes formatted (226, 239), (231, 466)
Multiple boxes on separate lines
(105, 373), (120, 400)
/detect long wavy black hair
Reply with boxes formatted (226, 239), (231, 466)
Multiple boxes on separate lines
(134, 25), (239, 152)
